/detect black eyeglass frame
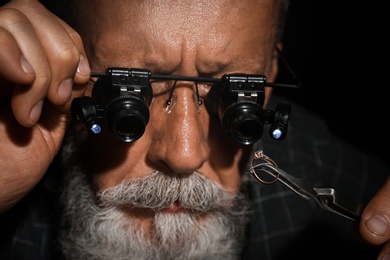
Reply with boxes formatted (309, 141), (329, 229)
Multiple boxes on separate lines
(71, 63), (299, 144)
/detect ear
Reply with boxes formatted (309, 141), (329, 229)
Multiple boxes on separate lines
(264, 42), (282, 107)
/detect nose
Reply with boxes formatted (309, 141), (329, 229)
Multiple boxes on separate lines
(147, 83), (209, 173)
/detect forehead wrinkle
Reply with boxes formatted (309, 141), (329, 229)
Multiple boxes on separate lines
(194, 35), (267, 76)
(130, 0), (248, 75)
(79, 0), (278, 75)
(141, 44), (181, 74)
(89, 25), (182, 73)
(194, 38), (265, 75)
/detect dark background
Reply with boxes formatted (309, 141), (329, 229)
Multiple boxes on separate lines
(275, 1), (390, 164)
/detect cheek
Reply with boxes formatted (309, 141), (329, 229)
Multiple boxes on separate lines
(78, 131), (149, 191)
(78, 132), (129, 186)
(207, 119), (252, 192)
(214, 148), (252, 195)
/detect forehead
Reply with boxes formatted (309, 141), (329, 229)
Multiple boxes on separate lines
(77, 0), (280, 74)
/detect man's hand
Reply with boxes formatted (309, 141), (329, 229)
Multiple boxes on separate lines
(0, 0), (90, 212)
(359, 177), (390, 258)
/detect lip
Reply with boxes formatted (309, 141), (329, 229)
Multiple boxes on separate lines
(161, 202), (206, 215)
(163, 201), (185, 213)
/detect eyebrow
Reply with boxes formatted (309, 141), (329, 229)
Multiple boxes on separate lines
(91, 71), (221, 84)
(91, 68), (299, 89)
(150, 74), (220, 83)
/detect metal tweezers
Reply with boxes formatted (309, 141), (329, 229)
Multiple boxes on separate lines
(249, 150), (361, 221)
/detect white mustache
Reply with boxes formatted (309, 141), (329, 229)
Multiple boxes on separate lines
(97, 171), (235, 212)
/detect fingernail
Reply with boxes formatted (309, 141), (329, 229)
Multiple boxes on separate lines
(21, 56), (34, 74)
(365, 215), (389, 236)
(30, 100), (43, 124)
(58, 78), (73, 100)
(380, 254), (390, 260)
(77, 54), (91, 76)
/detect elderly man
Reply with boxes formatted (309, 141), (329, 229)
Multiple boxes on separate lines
(0, 0), (389, 259)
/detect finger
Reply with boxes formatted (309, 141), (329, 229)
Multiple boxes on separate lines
(378, 240), (390, 260)
(5, 1), (90, 107)
(0, 7), (51, 127)
(53, 15), (91, 85)
(50, 15), (91, 108)
(0, 28), (35, 85)
(359, 177), (390, 245)
(18, 3), (85, 105)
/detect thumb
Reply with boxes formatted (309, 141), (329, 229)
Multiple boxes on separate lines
(359, 177), (390, 245)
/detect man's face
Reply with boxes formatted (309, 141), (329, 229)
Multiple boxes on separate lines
(62, 0), (280, 256)
(76, 0), (279, 228)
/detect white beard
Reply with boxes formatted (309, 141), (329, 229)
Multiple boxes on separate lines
(57, 132), (251, 260)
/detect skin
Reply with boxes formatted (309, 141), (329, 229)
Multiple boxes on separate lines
(0, 0), (389, 258)
(0, 0), (91, 212)
(75, 0), (278, 230)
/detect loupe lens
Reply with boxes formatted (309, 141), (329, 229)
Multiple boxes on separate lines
(105, 96), (149, 142)
(222, 102), (264, 145)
